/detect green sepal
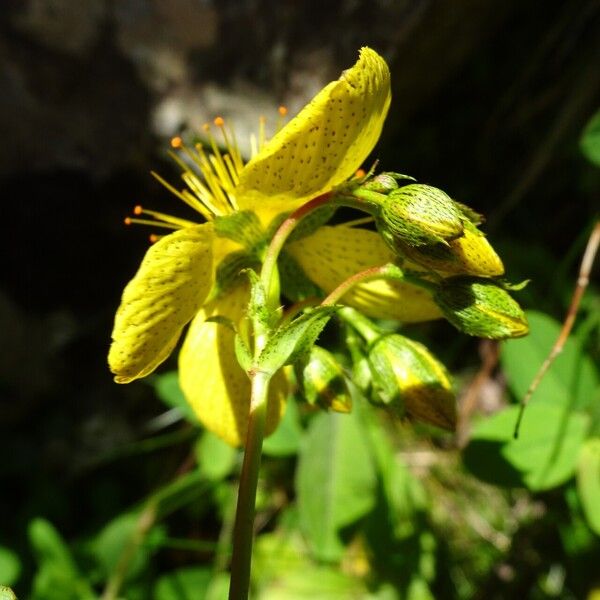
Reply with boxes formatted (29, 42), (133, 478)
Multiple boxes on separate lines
(278, 251), (324, 302)
(454, 201), (484, 225)
(241, 268), (274, 330)
(257, 306), (340, 375)
(500, 279), (530, 291)
(234, 333), (253, 373)
(344, 324), (372, 393)
(213, 210), (264, 249)
(212, 251), (260, 299)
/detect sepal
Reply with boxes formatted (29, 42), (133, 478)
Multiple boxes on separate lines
(434, 276), (529, 339)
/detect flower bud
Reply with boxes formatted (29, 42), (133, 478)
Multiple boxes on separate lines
(368, 334), (456, 430)
(295, 346), (351, 413)
(397, 222), (505, 277)
(434, 276), (529, 339)
(361, 173), (400, 193)
(377, 184), (465, 249)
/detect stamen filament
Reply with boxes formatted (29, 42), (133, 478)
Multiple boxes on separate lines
(134, 206), (197, 228)
(125, 217), (179, 230)
(150, 171), (213, 219)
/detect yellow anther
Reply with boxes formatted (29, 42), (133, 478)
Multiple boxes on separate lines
(124, 217), (132, 225)
(149, 234), (160, 243)
(278, 105), (288, 116)
(355, 168), (366, 178)
(202, 123), (211, 133)
(214, 116), (225, 127)
(170, 136), (183, 149)
(134, 205), (143, 215)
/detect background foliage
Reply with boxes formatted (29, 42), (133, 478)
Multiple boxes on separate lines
(0, 1), (599, 598)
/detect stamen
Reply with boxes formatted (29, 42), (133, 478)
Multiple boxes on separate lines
(171, 136), (183, 149)
(354, 168), (366, 178)
(151, 171), (214, 219)
(149, 234), (162, 243)
(124, 217), (179, 230)
(276, 105), (288, 133)
(339, 216), (375, 228)
(133, 205), (197, 228)
(258, 116), (266, 150)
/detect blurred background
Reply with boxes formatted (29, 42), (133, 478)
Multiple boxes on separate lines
(1, 1), (599, 598)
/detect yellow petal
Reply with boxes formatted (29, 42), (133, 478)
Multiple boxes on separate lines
(287, 226), (442, 322)
(179, 284), (287, 447)
(109, 224), (214, 383)
(236, 47), (391, 218)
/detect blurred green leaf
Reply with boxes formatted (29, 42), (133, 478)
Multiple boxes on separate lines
(501, 311), (599, 411)
(152, 371), (200, 425)
(28, 518), (95, 600)
(153, 567), (212, 600)
(465, 405), (589, 491)
(580, 109), (600, 166)
(91, 512), (153, 582)
(0, 546), (21, 587)
(577, 437), (600, 535)
(296, 409), (377, 561)
(263, 397), (303, 457)
(195, 431), (238, 481)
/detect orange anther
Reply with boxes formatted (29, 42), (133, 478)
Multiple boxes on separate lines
(149, 234), (159, 243)
(278, 105), (288, 116)
(355, 168), (366, 178)
(259, 116), (266, 124)
(124, 217), (132, 225)
(202, 123), (210, 132)
(170, 136), (183, 148)
(133, 205), (143, 215)
(213, 116), (225, 127)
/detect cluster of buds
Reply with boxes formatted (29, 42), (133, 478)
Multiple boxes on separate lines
(292, 174), (529, 430)
(349, 174), (528, 341)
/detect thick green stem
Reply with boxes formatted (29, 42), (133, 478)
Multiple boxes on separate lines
(228, 371), (270, 600)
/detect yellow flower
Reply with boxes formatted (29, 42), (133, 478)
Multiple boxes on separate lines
(108, 47), (440, 446)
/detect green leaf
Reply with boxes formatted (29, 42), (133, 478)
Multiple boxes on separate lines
(501, 311), (599, 411)
(253, 530), (367, 599)
(258, 306), (339, 374)
(28, 519), (95, 600)
(153, 567), (212, 600)
(465, 404), (589, 491)
(91, 512), (153, 581)
(278, 251), (324, 302)
(195, 431), (238, 481)
(234, 333), (253, 372)
(0, 547), (21, 587)
(152, 371), (200, 425)
(263, 396), (303, 457)
(296, 409), (377, 561)
(580, 109), (600, 166)
(577, 437), (600, 535)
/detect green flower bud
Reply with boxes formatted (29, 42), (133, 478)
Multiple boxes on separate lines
(295, 346), (351, 413)
(377, 184), (465, 249)
(434, 276), (529, 339)
(362, 173), (400, 193)
(368, 334), (456, 430)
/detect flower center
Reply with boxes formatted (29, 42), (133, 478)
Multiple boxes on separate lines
(124, 109), (289, 240)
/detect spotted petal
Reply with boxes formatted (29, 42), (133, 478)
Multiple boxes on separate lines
(287, 226), (442, 322)
(179, 283), (287, 447)
(109, 224), (214, 383)
(236, 47), (391, 218)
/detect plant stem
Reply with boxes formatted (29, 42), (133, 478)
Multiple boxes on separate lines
(228, 371), (270, 600)
(260, 193), (331, 302)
